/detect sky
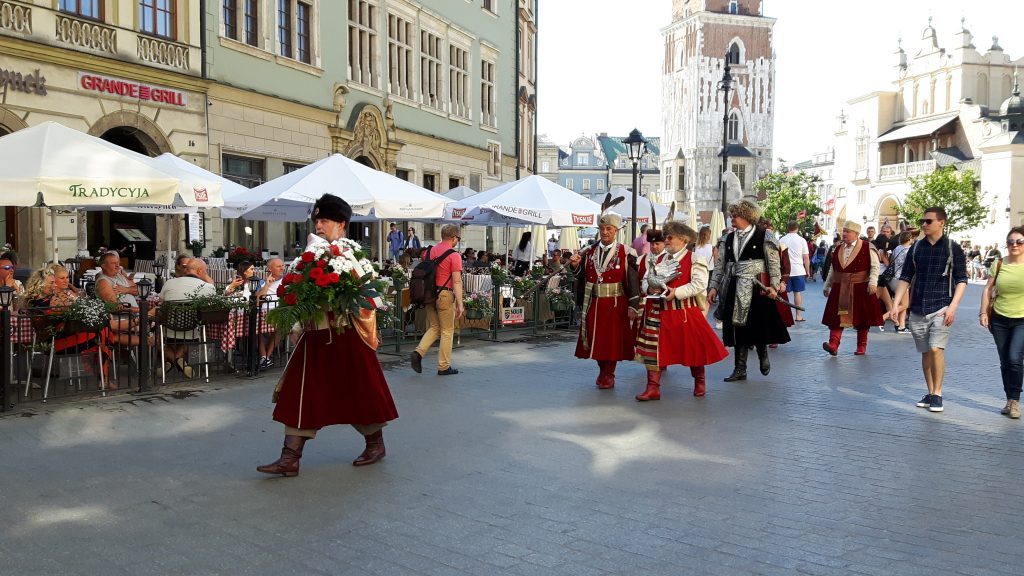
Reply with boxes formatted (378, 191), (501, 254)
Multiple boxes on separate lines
(537, 0), (1024, 167)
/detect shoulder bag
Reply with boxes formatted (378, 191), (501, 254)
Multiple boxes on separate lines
(986, 260), (1003, 318)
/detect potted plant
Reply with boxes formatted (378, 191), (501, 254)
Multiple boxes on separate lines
(489, 262), (510, 287)
(390, 265), (409, 289)
(511, 276), (537, 300)
(188, 289), (246, 324)
(547, 286), (575, 312)
(212, 246), (228, 258)
(189, 239), (205, 257)
(59, 297), (116, 334)
(227, 246), (251, 266)
(464, 291), (494, 320)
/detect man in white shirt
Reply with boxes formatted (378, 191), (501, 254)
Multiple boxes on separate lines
(779, 221), (811, 322)
(159, 258), (216, 378)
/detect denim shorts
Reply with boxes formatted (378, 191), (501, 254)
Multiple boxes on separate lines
(786, 275), (806, 293)
(909, 310), (951, 353)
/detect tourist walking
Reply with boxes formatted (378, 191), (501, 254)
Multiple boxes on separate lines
(821, 221), (884, 355)
(569, 207), (640, 390)
(387, 223), (405, 261)
(890, 207), (968, 413)
(258, 194), (398, 476)
(708, 199), (791, 382)
(411, 224), (465, 376)
(635, 221), (727, 400)
(779, 221), (810, 322)
(980, 226), (1024, 419)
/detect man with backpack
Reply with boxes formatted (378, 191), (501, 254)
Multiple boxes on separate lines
(890, 207), (968, 413)
(411, 224), (464, 376)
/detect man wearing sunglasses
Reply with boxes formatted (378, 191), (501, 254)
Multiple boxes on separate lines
(890, 207), (968, 413)
(0, 257), (23, 297)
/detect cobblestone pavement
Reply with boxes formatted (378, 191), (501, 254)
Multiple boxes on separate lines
(2, 284), (1022, 576)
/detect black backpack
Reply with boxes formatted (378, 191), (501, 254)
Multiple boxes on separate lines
(409, 248), (456, 307)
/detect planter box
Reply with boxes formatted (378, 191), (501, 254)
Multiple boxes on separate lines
(198, 308), (230, 324)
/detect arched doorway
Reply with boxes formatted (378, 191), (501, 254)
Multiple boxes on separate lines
(876, 196), (901, 230)
(0, 108), (30, 250)
(354, 155), (375, 168)
(88, 120), (170, 261)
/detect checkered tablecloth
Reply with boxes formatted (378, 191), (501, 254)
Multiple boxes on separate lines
(204, 309), (275, 352)
(9, 315), (36, 345)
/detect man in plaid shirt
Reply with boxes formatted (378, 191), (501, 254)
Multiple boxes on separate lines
(891, 207), (968, 413)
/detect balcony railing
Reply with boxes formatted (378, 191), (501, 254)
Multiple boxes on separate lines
(55, 13), (116, 56)
(878, 160), (936, 181)
(137, 35), (190, 71)
(0, 0), (32, 35)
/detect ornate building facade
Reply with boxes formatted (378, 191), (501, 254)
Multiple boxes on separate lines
(660, 0), (775, 220)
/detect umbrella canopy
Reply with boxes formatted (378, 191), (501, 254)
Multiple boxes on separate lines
(146, 153), (247, 215)
(240, 153), (448, 222)
(559, 227), (580, 251)
(443, 175), (601, 227)
(0, 122), (221, 208)
(687, 209), (699, 231)
(606, 187), (670, 226)
(711, 210), (726, 243)
(445, 185), (479, 201)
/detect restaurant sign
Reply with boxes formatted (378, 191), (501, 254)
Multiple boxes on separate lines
(0, 67), (47, 96)
(70, 184), (151, 198)
(571, 213), (595, 226)
(79, 72), (188, 106)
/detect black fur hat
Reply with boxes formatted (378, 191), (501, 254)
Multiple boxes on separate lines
(311, 193), (352, 223)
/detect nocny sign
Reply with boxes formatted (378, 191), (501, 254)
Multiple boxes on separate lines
(0, 67), (47, 97)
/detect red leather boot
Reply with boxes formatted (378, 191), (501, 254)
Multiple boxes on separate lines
(256, 435), (307, 477)
(353, 430), (386, 466)
(855, 328), (868, 355)
(691, 366), (706, 397)
(636, 369), (661, 401)
(596, 361), (616, 389)
(822, 328), (842, 356)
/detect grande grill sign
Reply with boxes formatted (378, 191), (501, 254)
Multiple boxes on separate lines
(79, 73), (188, 107)
(572, 213), (595, 226)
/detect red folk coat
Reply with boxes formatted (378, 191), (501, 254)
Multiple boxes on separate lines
(574, 243), (636, 361)
(636, 251), (728, 368)
(821, 240), (884, 329)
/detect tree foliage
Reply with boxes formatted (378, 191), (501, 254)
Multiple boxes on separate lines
(899, 167), (984, 235)
(754, 172), (823, 238)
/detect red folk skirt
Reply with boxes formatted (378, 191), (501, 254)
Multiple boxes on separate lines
(574, 294), (635, 361)
(272, 327), (399, 430)
(636, 297), (728, 368)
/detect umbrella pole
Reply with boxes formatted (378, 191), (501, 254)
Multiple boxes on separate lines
(166, 214), (174, 273)
(50, 208), (59, 264)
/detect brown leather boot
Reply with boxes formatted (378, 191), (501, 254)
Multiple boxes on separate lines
(353, 430), (386, 466)
(256, 435), (307, 477)
(636, 369), (662, 401)
(854, 328), (868, 355)
(691, 366), (706, 397)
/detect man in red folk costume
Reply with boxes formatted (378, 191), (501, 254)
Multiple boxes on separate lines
(257, 194), (399, 477)
(570, 201), (640, 390)
(821, 220), (883, 355)
(635, 221), (728, 400)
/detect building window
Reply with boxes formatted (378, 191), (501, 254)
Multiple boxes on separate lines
(245, 0), (259, 46)
(664, 168), (673, 191)
(541, 160), (550, 173)
(855, 137), (867, 171)
(295, 2), (311, 63)
(487, 141), (501, 177)
(283, 162), (305, 174)
(448, 177), (461, 190)
(395, 169), (410, 181)
(223, 0), (259, 46)
(420, 30), (444, 110)
(387, 13), (413, 99)
(565, 179), (574, 191)
(727, 112), (740, 142)
(222, 154), (265, 188)
(61, 0), (102, 19)
(857, 189), (866, 204)
(729, 0), (738, 14)
(349, 0), (378, 86)
(730, 164), (746, 189)
(677, 167), (685, 191)
(449, 45), (471, 119)
(223, 0), (237, 39)
(278, 0), (292, 58)
(727, 42), (741, 65)
(597, 179), (605, 190)
(483, 0), (496, 15)
(582, 179), (591, 191)
(139, 0), (175, 39)
(578, 152), (589, 166)
(481, 59), (497, 127)
(423, 173), (437, 192)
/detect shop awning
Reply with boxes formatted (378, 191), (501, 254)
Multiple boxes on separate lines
(876, 114), (958, 143)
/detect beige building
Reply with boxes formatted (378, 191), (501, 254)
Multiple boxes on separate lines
(0, 0), (209, 266)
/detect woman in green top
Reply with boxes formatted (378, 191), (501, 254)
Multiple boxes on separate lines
(980, 226), (1024, 419)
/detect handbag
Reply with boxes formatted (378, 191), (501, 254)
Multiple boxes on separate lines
(987, 260), (1003, 318)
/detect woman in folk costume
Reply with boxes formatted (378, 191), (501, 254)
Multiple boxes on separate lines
(257, 194), (399, 477)
(708, 199), (791, 382)
(635, 220), (728, 400)
(821, 220), (884, 355)
(570, 194), (641, 390)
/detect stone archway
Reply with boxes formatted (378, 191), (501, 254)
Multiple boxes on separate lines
(876, 195), (901, 228)
(87, 110), (171, 156)
(331, 103), (402, 174)
(0, 106), (28, 135)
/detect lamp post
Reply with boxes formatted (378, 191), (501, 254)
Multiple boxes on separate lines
(622, 128), (648, 241)
(0, 286), (13, 411)
(246, 275), (261, 377)
(153, 261), (165, 294)
(136, 278), (152, 392)
(718, 54), (734, 216)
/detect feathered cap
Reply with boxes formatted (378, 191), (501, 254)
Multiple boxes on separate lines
(645, 200), (675, 243)
(312, 193), (352, 223)
(727, 198), (761, 224)
(598, 193), (625, 229)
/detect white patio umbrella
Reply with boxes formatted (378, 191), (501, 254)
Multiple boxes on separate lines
(711, 210), (726, 243)
(443, 175), (601, 227)
(445, 185), (479, 201)
(240, 153), (449, 222)
(606, 187), (670, 227)
(0, 122), (222, 263)
(687, 209), (699, 231)
(559, 227), (580, 251)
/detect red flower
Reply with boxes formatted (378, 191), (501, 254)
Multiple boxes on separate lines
(309, 267), (324, 280)
(330, 245), (341, 256)
(276, 285), (286, 297)
(315, 275), (331, 288)
(316, 259), (327, 268)
(301, 251), (314, 263)
(284, 293), (298, 306)
(327, 272), (340, 284)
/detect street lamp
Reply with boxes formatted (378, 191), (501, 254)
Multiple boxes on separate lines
(622, 128), (648, 241)
(153, 261), (165, 293)
(136, 278), (153, 392)
(247, 275), (262, 377)
(0, 286), (13, 411)
(718, 54), (734, 217)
